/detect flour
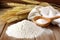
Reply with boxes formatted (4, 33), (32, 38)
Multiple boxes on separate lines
(53, 18), (60, 24)
(6, 20), (44, 38)
(28, 6), (41, 20)
(28, 6), (60, 20)
(28, 6), (60, 27)
(39, 6), (60, 18)
(58, 24), (60, 27)
(36, 19), (48, 24)
(52, 18), (60, 27)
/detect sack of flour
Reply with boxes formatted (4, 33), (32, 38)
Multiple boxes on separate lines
(28, 6), (60, 20)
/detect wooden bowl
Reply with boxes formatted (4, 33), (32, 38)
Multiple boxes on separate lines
(32, 16), (52, 27)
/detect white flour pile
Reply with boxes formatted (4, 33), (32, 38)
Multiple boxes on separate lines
(36, 19), (48, 24)
(6, 20), (44, 38)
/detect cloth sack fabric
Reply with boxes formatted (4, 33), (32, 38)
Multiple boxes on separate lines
(28, 6), (60, 27)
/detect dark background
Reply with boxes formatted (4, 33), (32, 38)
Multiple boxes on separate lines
(0, 0), (60, 5)
(38, 0), (60, 5)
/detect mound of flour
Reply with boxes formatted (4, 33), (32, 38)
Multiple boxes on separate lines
(6, 20), (44, 38)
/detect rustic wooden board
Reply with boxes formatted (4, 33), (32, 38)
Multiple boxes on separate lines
(0, 9), (10, 39)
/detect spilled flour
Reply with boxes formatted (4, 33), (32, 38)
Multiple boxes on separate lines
(6, 20), (44, 38)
